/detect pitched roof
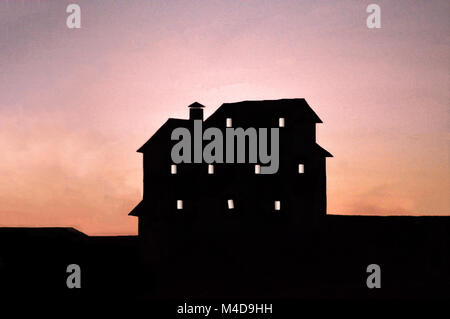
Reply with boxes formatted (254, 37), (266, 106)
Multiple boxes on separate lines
(136, 99), (327, 154)
(129, 200), (144, 216)
(188, 102), (205, 108)
(209, 98), (323, 123)
(137, 118), (191, 153)
(314, 143), (333, 157)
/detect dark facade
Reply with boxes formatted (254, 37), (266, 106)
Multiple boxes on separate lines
(129, 99), (332, 272)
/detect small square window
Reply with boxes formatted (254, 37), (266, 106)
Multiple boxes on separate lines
(274, 200), (281, 211)
(227, 199), (234, 209)
(171, 164), (177, 174)
(208, 164), (214, 174)
(298, 164), (304, 174)
(279, 118), (285, 127)
(254, 164), (261, 174)
(226, 118), (232, 128)
(177, 200), (183, 210)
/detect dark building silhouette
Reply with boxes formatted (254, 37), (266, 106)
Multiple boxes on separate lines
(126, 99), (449, 299)
(0, 99), (449, 302)
(130, 99), (332, 270)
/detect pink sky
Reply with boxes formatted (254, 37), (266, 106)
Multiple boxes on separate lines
(0, 0), (449, 235)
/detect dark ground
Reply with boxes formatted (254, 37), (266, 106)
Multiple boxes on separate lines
(0, 215), (449, 302)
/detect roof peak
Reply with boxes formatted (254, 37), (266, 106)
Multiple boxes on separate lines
(188, 102), (205, 108)
(212, 98), (322, 123)
(222, 98), (306, 104)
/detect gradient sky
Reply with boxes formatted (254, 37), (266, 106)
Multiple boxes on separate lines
(0, 0), (449, 235)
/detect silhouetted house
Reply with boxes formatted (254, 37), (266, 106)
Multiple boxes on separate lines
(2, 100), (449, 299)
(129, 99), (332, 266)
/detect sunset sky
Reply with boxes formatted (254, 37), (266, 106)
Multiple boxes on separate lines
(0, 0), (448, 235)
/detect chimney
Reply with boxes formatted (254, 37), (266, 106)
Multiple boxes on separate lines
(188, 102), (205, 120)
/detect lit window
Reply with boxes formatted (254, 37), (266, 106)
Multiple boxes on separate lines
(177, 200), (183, 210)
(298, 164), (304, 174)
(227, 199), (234, 209)
(274, 200), (281, 211)
(226, 118), (232, 127)
(255, 164), (261, 174)
(171, 164), (177, 174)
(208, 164), (214, 174)
(279, 118), (285, 127)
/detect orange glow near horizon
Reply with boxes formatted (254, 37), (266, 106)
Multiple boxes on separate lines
(0, 1), (448, 235)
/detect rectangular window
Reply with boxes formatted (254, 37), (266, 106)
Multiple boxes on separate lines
(274, 200), (281, 211)
(227, 199), (234, 209)
(279, 118), (285, 127)
(226, 118), (232, 128)
(298, 164), (304, 174)
(177, 200), (183, 210)
(171, 164), (177, 174)
(255, 164), (261, 174)
(208, 164), (214, 174)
